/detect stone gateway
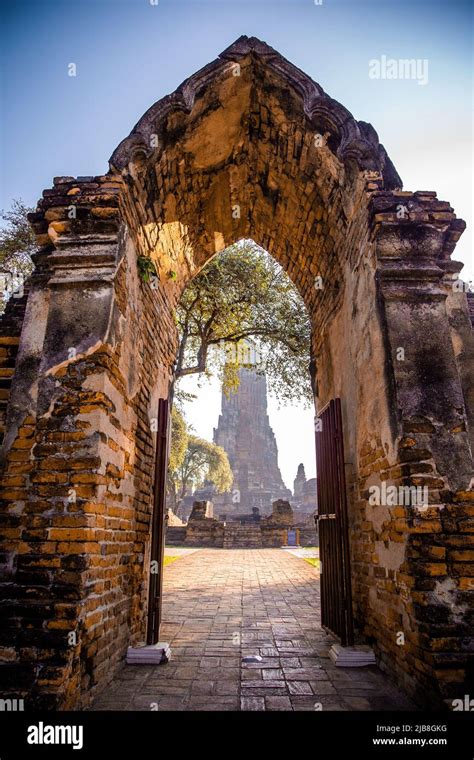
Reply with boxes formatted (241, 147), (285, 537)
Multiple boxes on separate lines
(0, 36), (472, 710)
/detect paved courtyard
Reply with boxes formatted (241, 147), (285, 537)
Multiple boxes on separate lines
(92, 548), (414, 711)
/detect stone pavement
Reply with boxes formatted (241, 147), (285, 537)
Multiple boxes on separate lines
(92, 549), (415, 712)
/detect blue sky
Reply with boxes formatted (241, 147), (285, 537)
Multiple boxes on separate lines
(1, 0), (472, 486)
(1, 0), (471, 272)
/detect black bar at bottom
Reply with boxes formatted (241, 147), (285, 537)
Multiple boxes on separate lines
(0, 710), (472, 759)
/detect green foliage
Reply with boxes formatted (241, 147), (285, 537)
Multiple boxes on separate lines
(168, 407), (188, 473)
(167, 414), (233, 512)
(174, 387), (197, 407)
(175, 240), (312, 405)
(0, 200), (36, 267)
(0, 200), (35, 311)
(181, 435), (233, 493)
(137, 256), (157, 282)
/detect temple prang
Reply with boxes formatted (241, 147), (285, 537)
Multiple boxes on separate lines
(212, 367), (292, 518)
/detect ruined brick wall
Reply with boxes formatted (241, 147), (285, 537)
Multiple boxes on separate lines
(0, 175), (177, 708)
(349, 193), (472, 705)
(312, 185), (473, 705)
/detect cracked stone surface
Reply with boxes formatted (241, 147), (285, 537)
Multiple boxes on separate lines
(92, 548), (416, 712)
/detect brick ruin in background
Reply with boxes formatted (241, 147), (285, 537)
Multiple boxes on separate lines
(182, 498), (304, 549)
(0, 36), (472, 710)
(183, 499), (224, 547)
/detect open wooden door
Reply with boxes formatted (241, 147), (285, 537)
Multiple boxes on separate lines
(315, 398), (354, 646)
(146, 397), (171, 645)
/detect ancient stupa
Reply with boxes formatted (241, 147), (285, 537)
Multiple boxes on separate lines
(212, 367), (291, 517)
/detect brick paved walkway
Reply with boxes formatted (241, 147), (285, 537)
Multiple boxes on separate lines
(92, 549), (414, 711)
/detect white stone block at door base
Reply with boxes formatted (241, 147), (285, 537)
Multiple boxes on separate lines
(329, 644), (376, 667)
(126, 643), (171, 665)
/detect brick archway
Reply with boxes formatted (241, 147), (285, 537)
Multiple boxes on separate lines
(1, 36), (472, 710)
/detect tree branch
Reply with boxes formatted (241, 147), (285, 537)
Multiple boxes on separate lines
(175, 338), (209, 378)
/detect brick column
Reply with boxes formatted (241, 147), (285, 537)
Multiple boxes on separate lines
(370, 190), (473, 705)
(0, 176), (126, 709)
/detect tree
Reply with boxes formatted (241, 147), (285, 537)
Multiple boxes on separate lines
(168, 406), (188, 473)
(0, 200), (35, 311)
(175, 240), (312, 405)
(168, 434), (233, 514)
(167, 406), (188, 513)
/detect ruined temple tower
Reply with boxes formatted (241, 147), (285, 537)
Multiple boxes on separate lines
(293, 463), (307, 499)
(292, 462), (318, 519)
(213, 368), (291, 517)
